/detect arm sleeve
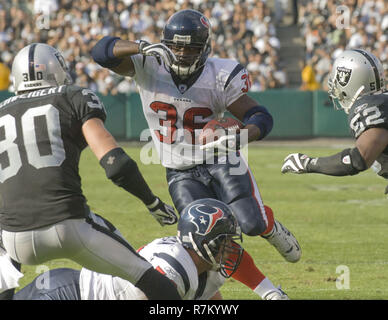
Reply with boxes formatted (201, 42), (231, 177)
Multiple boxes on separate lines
(100, 147), (156, 205)
(307, 147), (367, 176)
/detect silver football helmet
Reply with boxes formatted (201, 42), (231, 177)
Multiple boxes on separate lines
(328, 49), (385, 113)
(12, 43), (72, 94)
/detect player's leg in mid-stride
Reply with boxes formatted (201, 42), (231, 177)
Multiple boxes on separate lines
(208, 154), (301, 263)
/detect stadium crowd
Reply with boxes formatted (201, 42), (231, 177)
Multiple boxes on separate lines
(0, 0), (287, 94)
(298, 0), (388, 90)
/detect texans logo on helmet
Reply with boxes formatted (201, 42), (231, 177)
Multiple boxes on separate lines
(188, 204), (224, 236)
(200, 16), (210, 29)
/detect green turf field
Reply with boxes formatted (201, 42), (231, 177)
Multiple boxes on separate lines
(16, 142), (388, 300)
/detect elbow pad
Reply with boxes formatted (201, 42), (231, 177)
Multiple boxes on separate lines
(91, 36), (123, 68)
(342, 147), (368, 175)
(243, 106), (273, 140)
(308, 147), (367, 176)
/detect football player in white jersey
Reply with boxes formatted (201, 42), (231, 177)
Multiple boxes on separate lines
(91, 9), (301, 291)
(12, 199), (288, 300)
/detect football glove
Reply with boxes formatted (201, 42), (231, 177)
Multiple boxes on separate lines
(200, 133), (241, 153)
(281, 153), (312, 174)
(147, 197), (178, 226)
(139, 41), (177, 68)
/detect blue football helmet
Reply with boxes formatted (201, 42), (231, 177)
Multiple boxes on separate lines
(177, 198), (243, 278)
(161, 9), (212, 79)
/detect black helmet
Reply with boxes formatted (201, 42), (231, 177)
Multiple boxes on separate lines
(162, 9), (212, 79)
(177, 198), (243, 278)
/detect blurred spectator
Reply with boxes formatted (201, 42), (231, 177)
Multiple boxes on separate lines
(0, 57), (10, 90)
(34, 0), (59, 15)
(299, 0), (387, 90)
(0, 0), (287, 95)
(300, 59), (320, 91)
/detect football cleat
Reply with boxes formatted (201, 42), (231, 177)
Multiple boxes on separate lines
(264, 287), (290, 300)
(262, 220), (301, 263)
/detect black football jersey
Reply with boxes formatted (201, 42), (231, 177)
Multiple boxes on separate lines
(0, 85), (106, 231)
(348, 92), (388, 179)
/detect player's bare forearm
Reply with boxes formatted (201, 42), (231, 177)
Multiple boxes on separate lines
(112, 40), (140, 59)
(91, 37), (139, 76)
(228, 95), (273, 142)
(82, 118), (119, 160)
(108, 40), (139, 76)
(243, 123), (261, 142)
(355, 128), (388, 168)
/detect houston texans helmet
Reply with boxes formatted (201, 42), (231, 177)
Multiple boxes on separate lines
(328, 49), (385, 113)
(161, 9), (212, 79)
(177, 198), (243, 278)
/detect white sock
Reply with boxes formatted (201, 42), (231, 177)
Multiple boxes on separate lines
(253, 277), (278, 299)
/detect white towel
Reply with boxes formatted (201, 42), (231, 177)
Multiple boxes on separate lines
(0, 250), (24, 294)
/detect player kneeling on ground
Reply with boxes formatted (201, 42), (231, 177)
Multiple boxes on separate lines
(10, 199), (288, 300)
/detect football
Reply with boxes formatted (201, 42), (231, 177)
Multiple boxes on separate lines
(199, 117), (244, 145)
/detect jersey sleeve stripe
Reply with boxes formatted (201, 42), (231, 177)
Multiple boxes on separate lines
(224, 64), (244, 90)
(154, 252), (190, 295)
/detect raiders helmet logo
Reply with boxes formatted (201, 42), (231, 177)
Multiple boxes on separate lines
(188, 204), (224, 236)
(336, 66), (352, 87)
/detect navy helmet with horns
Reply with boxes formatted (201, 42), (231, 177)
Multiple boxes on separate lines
(177, 198), (243, 278)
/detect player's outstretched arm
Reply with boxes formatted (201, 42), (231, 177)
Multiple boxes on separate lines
(91, 36), (177, 77)
(281, 128), (388, 176)
(91, 36), (139, 76)
(82, 118), (178, 226)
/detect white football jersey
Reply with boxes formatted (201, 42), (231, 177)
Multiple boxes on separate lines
(79, 236), (225, 300)
(131, 55), (251, 169)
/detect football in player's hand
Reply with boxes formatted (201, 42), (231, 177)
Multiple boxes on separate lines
(199, 117), (244, 145)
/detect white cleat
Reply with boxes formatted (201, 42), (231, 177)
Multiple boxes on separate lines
(262, 220), (301, 263)
(264, 287), (290, 300)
